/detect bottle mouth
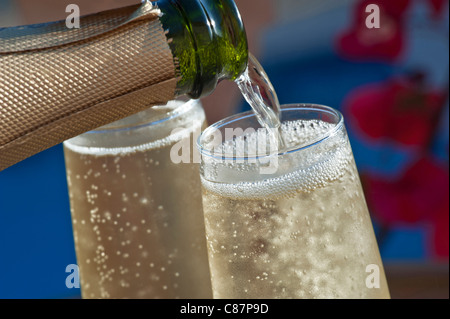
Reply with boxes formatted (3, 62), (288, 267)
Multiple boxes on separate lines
(199, 0), (249, 81)
(158, 0), (248, 99)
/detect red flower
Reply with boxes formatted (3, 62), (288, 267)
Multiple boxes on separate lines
(432, 198), (449, 259)
(337, 0), (411, 62)
(427, 0), (448, 19)
(344, 75), (445, 147)
(363, 156), (449, 257)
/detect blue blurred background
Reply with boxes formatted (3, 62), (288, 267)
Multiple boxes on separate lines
(0, 0), (448, 298)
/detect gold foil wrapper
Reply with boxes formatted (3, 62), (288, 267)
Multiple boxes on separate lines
(0, 3), (177, 171)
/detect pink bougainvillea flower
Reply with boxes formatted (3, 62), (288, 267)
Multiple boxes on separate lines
(363, 156), (448, 224)
(431, 194), (449, 259)
(343, 74), (445, 147)
(363, 156), (449, 257)
(337, 0), (412, 62)
(427, 0), (448, 19)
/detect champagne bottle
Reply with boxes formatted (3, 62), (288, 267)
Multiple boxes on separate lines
(0, 0), (248, 171)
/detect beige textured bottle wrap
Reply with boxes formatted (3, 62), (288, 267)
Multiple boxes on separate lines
(0, 3), (177, 171)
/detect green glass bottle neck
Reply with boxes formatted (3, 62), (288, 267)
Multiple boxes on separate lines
(156, 0), (248, 99)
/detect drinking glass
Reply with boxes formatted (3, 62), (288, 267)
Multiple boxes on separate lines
(198, 104), (390, 299)
(64, 99), (212, 299)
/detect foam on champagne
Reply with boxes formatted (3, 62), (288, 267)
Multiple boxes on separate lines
(201, 119), (353, 200)
(64, 122), (202, 156)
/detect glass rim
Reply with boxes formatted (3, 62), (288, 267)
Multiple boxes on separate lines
(86, 98), (200, 134)
(197, 103), (345, 161)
